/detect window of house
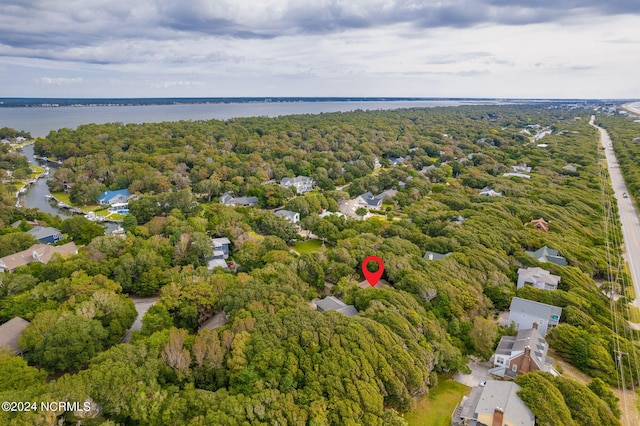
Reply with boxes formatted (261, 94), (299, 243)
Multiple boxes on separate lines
(512, 365), (517, 372)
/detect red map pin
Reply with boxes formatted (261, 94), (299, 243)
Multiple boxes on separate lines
(362, 255), (384, 287)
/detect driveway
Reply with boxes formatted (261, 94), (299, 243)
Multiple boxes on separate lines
(453, 356), (493, 387)
(122, 295), (159, 342)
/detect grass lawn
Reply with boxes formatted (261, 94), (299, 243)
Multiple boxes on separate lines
(29, 165), (44, 176)
(293, 239), (323, 254)
(403, 377), (470, 426)
(51, 192), (100, 212)
(95, 210), (125, 221)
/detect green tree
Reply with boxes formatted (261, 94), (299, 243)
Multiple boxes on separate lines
(121, 214), (138, 232)
(61, 216), (105, 245)
(24, 311), (108, 371)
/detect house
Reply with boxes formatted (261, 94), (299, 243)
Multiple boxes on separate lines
(212, 237), (231, 259)
(490, 323), (557, 379)
(503, 172), (531, 179)
(27, 226), (62, 244)
(98, 189), (132, 206)
(107, 202), (129, 213)
(388, 156), (407, 166)
(525, 246), (567, 266)
(512, 164), (532, 173)
(355, 191), (392, 209)
(562, 164), (579, 172)
(424, 251), (451, 261)
(0, 242), (78, 273)
(479, 186), (502, 197)
(528, 218), (549, 232)
(452, 380), (535, 426)
(0, 317), (30, 354)
(315, 296), (358, 317)
(206, 257), (229, 271)
(275, 209), (300, 223)
(419, 165), (437, 174)
(517, 267), (561, 291)
(219, 192), (259, 207)
(452, 215), (466, 225)
(508, 297), (562, 337)
(280, 176), (314, 194)
(318, 210), (345, 219)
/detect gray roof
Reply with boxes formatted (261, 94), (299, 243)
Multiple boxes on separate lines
(509, 297), (562, 321)
(479, 187), (502, 197)
(275, 210), (299, 221)
(206, 258), (228, 270)
(0, 317), (29, 353)
(503, 172), (531, 179)
(517, 267), (561, 286)
(357, 191), (383, 207)
(233, 196), (258, 206)
(496, 328), (549, 370)
(219, 193), (234, 204)
(512, 164), (532, 173)
(525, 246), (567, 266)
(27, 226), (60, 240)
(424, 251), (451, 261)
(212, 237), (231, 246)
(473, 381), (535, 425)
(316, 296), (358, 317)
(280, 176), (313, 185)
(219, 193), (258, 206)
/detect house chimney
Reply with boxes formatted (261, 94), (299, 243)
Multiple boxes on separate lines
(520, 346), (532, 374)
(532, 322), (538, 330)
(492, 407), (504, 426)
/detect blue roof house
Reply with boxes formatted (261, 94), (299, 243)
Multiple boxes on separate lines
(98, 189), (132, 206)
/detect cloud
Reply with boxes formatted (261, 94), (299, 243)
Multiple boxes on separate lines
(34, 77), (83, 85)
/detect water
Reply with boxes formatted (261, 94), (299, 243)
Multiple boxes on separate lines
(0, 100), (473, 137)
(17, 144), (118, 233)
(6, 99), (482, 225)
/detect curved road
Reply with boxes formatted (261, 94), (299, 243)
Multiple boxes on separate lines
(590, 116), (640, 309)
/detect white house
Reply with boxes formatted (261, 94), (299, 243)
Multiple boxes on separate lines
(517, 267), (561, 291)
(275, 209), (300, 223)
(280, 176), (314, 194)
(479, 186), (502, 197)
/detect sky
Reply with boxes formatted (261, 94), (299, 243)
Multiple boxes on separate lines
(0, 0), (639, 99)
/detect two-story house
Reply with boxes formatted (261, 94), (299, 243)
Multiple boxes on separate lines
(27, 226), (62, 244)
(98, 189), (132, 206)
(275, 209), (300, 223)
(490, 323), (557, 379)
(452, 380), (535, 426)
(517, 267), (561, 291)
(280, 176), (314, 194)
(508, 297), (562, 337)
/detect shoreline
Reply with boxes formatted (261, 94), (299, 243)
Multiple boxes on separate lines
(621, 102), (640, 115)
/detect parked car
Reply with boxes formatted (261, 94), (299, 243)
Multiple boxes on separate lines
(623, 192), (629, 198)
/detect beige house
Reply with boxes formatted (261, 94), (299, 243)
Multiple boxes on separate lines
(0, 242), (78, 272)
(0, 317), (30, 354)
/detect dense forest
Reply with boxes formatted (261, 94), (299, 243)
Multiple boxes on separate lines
(1, 105), (637, 424)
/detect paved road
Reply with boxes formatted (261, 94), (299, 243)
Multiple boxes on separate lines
(122, 296), (159, 342)
(590, 116), (640, 308)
